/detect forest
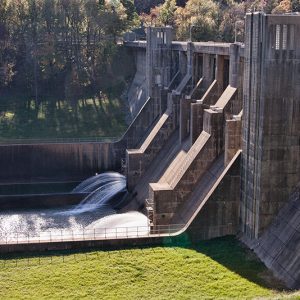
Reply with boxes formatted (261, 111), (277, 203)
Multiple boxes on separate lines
(0, 0), (299, 139)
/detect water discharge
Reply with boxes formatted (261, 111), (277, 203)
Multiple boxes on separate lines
(0, 172), (149, 243)
(69, 172), (127, 214)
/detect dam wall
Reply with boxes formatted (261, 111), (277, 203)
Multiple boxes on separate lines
(241, 13), (300, 239)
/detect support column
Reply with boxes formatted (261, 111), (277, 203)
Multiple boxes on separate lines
(202, 53), (214, 89)
(216, 55), (225, 94)
(229, 44), (241, 88)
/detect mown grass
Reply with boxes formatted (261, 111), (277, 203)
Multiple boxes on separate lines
(0, 91), (127, 140)
(0, 236), (299, 300)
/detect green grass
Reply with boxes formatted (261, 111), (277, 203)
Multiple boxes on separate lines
(0, 91), (127, 140)
(0, 236), (299, 299)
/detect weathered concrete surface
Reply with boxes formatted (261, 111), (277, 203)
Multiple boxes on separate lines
(241, 13), (300, 239)
(190, 80), (221, 144)
(242, 185), (300, 289)
(126, 40), (232, 56)
(150, 111), (221, 225)
(186, 152), (241, 240)
(0, 236), (166, 254)
(126, 105), (176, 191)
(126, 73), (194, 191)
(127, 48), (148, 117)
(225, 113), (242, 166)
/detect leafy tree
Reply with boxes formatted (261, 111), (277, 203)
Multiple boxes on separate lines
(272, 0), (292, 12)
(159, 0), (177, 26)
(175, 0), (220, 41)
(219, 1), (245, 42)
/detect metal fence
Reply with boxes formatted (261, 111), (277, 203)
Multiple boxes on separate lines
(0, 224), (185, 245)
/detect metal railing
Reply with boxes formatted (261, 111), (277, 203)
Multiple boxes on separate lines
(0, 224), (185, 245)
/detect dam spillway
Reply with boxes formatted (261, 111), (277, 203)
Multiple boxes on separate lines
(0, 172), (149, 244)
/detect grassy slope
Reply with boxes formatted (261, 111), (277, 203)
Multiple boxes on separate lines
(0, 237), (299, 300)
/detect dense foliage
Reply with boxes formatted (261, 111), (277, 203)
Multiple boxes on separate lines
(0, 0), (137, 100)
(141, 0), (300, 42)
(1, 0), (299, 139)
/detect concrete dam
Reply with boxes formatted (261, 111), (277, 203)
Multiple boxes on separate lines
(0, 12), (299, 289)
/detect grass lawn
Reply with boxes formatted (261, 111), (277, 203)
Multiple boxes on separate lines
(0, 90), (127, 141)
(0, 236), (299, 299)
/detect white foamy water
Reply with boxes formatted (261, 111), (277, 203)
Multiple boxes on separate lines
(0, 172), (149, 244)
(0, 209), (149, 244)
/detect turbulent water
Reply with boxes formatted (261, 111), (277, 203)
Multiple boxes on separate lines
(68, 172), (127, 214)
(0, 172), (149, 243)
(0, 209), (148, 243)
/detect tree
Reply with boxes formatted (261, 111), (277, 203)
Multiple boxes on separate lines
(272, 0), (292, 13)
(219, 2), (245, 42)
(159, 0), (177, 26)
(175, 0), (220, 41)
(0, 0), (15, 87)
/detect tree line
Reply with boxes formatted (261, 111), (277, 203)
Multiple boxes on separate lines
(140, 0), (300, 42)
(1, 0), (299, 104)
(0, 0), (138, 105)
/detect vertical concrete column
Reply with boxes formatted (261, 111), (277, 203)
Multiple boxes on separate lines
(178, 51), (187, 75)
(187, 42), (194, 76)
(190, 102), (204, 145)
(146, 27), (152, 99)
(216, 55), (225, 94)
(202, 53), (214, 89)
(224, 115), (242, 166)
(241, 13), (265, 240)
(179, 97), (192, 143)
(146, 27), (173, 115)
(203, 108), (224, 156)
(241, 13), (300, 240)
(229, 44), (241, 88)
